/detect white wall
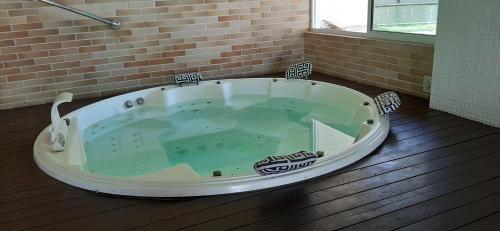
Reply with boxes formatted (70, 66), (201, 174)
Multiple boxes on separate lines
(430, 0), (500, 128)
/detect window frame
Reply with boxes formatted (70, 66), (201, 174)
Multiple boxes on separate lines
(310, 0), (436, 44)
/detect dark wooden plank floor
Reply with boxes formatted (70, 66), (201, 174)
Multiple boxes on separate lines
(1, 73), (500, 231)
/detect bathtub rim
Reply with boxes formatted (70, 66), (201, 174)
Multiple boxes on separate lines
(33, 78), (390, 197)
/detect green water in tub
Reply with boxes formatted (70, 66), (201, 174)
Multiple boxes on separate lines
(82, 95), (358, 177)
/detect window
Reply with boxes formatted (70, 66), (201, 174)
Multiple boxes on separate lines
(312, 0), (439, 43)
(373, 0), (438, 35)
(313, 0), (369, 33)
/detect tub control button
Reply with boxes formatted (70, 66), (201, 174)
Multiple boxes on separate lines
(136, 97), (145, 105)
(124, 100), (134, 108)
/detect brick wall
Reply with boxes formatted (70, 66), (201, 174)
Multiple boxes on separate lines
(0, 0), (309, 110)
(304, 32), (434, 98)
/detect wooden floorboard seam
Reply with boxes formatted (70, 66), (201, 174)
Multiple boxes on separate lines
(338, 177), (500, 231)
(289, 163), (500, 231)
(453, 210), (500, 231)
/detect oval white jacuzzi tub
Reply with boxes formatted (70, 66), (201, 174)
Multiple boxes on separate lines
(34, 78), (390, 197)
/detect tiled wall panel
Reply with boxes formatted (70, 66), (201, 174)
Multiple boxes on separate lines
(430, 0), (500, 128)
(0, 0), (309, 109)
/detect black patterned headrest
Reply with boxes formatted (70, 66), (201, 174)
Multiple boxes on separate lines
(285, 61), (313, 80)
(374, 91), (401, 115)
(173, 72), (203, 86)
(254, 151), (318, 175)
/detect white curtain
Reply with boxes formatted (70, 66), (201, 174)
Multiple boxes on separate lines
(430, 0), (500, 128)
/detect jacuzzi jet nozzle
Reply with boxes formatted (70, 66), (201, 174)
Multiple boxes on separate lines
(124, 100), (134, 108)
(213, 170), (222, 177)
(136, 97), (145, 105)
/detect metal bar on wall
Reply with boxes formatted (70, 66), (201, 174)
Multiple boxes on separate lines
(37, 0), (120, 29)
